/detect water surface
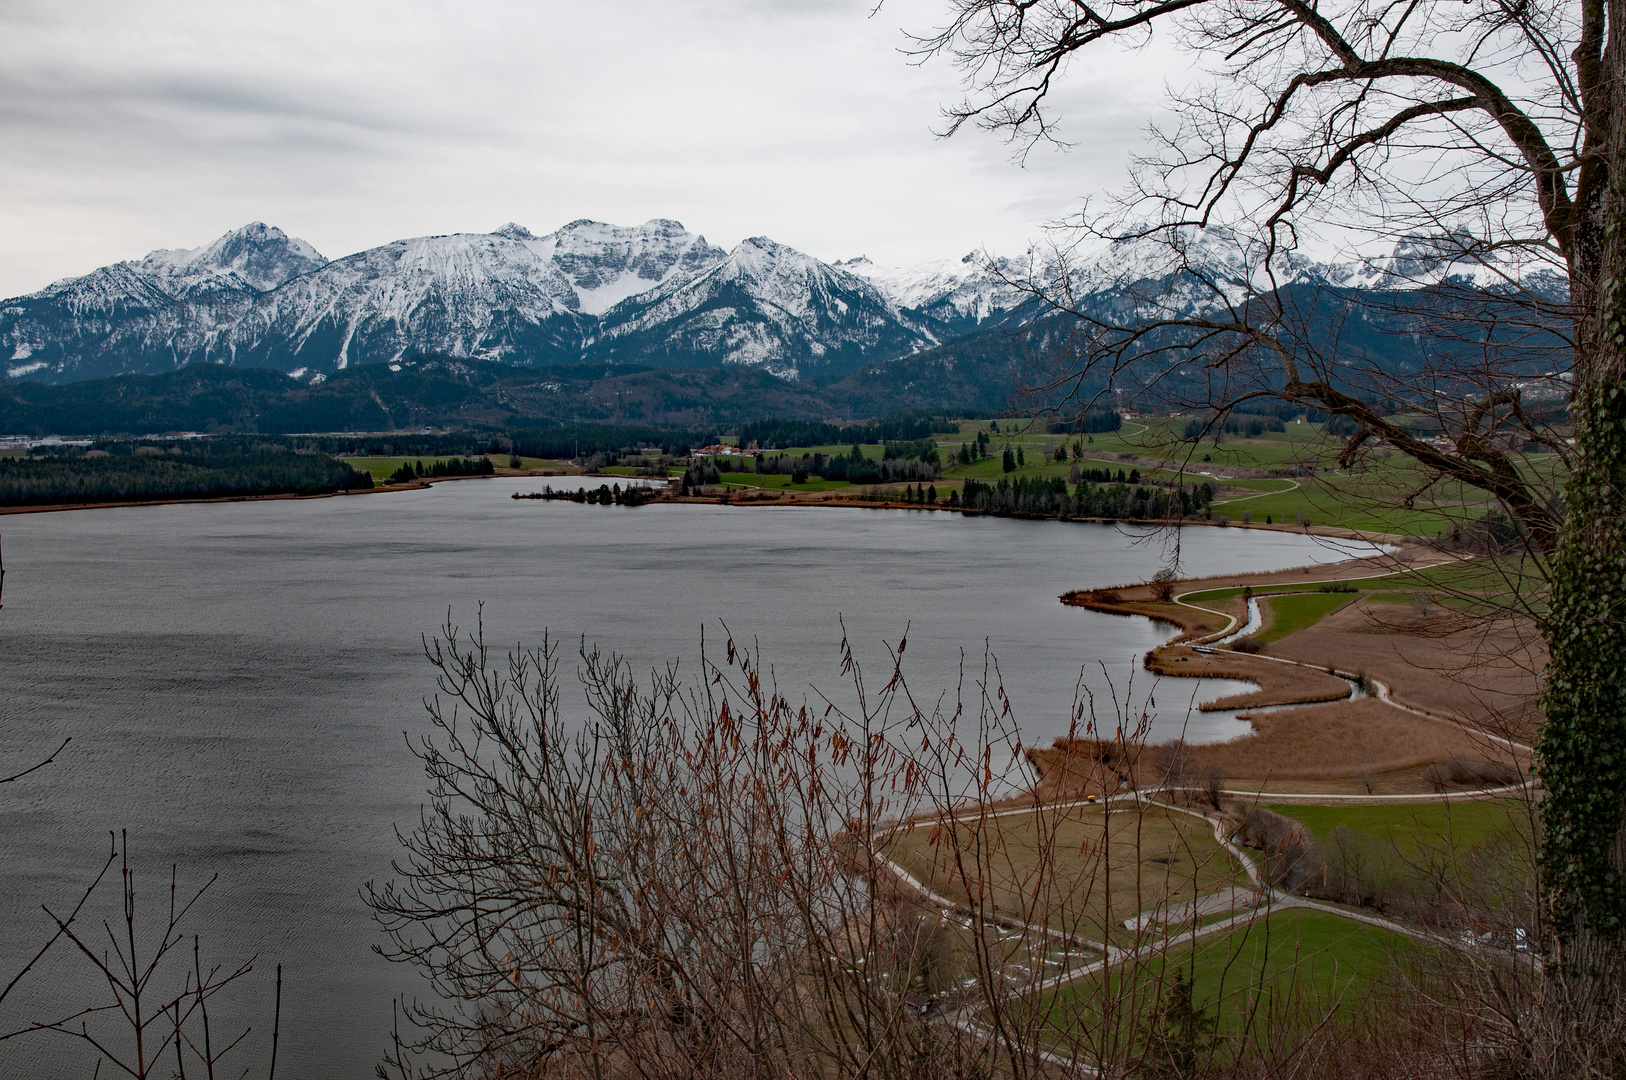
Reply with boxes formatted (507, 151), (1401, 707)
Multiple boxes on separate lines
(0, 478), (1368, 1078)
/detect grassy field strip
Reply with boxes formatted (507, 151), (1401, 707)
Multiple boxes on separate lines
(1210, 478), (1300, 506)
(1171, 554), (1472, 640)
(1262, 800), (1530, 856)
(876, 796), (1270, 959)
(1253, 592), (1357, 644)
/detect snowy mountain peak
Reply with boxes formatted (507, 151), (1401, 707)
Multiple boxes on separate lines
(548, 218), (726, 316)
(838, 250), (1030, 327)
(723, 237), (862, 293)
(9, 215), (1549, 389)
(135, 222), (327, 295)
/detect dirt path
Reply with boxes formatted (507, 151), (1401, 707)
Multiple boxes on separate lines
(1051, 547), (1533, 795)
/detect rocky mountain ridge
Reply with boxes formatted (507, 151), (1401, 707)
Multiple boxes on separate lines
(3, 218), (1540, 386)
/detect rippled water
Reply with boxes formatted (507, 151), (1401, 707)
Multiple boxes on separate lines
(0, 477), (1370, 1078)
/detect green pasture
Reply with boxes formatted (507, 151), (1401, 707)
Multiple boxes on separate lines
(1254, 592), (1358, 643)
(1182, 583), (1366, 605)
(1263, 799), (1531, 859)
(1388, 558), (1544, 597)
(935, 418), (1488, 535)
(1182, 557), (1541, 627)
(1182, 556), (1536, 605)
(715, 471), (854, 493)
(343, 454), (545, 480)
(742, 414), (1561, 539)
(603, 465), (681, 478)
(1036, 909), (1417, 1054)
(1064, 415), (1547, 537)
(1261, 800), (1536, 913)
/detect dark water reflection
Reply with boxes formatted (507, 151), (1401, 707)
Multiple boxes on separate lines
(0, 478), (1370, 1078)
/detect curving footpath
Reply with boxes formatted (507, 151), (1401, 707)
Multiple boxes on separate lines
(872, 787), (1537, 1075)
(1167, 557), (1535, 769)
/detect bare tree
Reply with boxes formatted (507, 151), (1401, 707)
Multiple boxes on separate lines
(367, 616), (1023, 1080)
(372, 611), (1550, 1079)
(914, 0), (1626, 1066)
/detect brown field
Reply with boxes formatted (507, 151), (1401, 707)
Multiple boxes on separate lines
(1148, 646), (1351, 711)
(1174, 698), (1527, 785)
(1053, 544), (1537, 796)
(1268, 597), (1544, 739)
(1027, 695), (1527, 796)
(884, 803), (1242, 942)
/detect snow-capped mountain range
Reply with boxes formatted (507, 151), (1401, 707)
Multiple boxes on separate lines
(1, 218), (1539, 385)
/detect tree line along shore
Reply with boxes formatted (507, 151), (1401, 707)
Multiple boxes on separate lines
(2, 412), (1520, 553)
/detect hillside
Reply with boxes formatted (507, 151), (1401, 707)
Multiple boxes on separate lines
(0, 340), (1031, 436)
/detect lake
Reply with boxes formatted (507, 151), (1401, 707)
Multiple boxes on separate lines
(0, 477), (1373, 1078)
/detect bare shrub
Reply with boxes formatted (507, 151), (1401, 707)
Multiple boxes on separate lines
(0, 746), (271, 1078)
(1422, 758), (1524, 789)
(366, 615), (1036, 1079)
(1230, 806), (1322, 892)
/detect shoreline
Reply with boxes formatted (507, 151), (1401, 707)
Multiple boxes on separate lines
(0, 471), (1416, 547)
(5, 467), (1521, 799)
(1032, 546), (1536, 798)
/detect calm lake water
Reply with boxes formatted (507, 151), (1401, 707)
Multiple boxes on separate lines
(0, 477), (1371, 1078)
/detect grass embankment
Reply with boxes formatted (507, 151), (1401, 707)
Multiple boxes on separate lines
(884, 804), (1244, 945)
(1032, 909), (1416, 1055)
(1181, 558), (1541, 641)
(717, 471), (855, 492)
(1255, 593), (1358, 644)
(1256, 799), (1535, 921)
(1265, 800), (1526, 851)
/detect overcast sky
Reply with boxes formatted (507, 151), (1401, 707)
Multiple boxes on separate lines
(0, 0), (1178, 296)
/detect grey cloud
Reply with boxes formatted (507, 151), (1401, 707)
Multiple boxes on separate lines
(0, 0), (1176, 297)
